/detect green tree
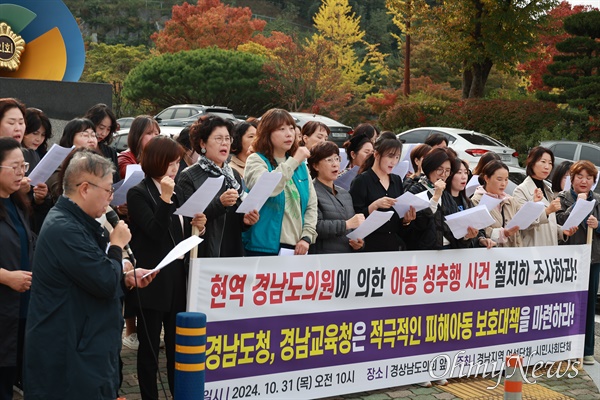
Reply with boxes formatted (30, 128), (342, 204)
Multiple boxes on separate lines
(122, 47), (270, 116)
(81, 43), (151, 117)
(432, 0), (556, 99)
(538, 10), (600, 118)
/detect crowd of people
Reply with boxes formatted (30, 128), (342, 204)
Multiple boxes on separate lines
(0, 97), (599, 399)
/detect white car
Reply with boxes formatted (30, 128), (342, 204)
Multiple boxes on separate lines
(289, 112), (352, 147)
(397, 127), (520, 168)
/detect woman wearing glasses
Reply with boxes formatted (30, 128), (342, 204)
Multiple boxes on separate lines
(179, 115), (259, 257)
(307, 141), (364, 254)
(0, 137), (36, 399)
(47, 118), (99, 203)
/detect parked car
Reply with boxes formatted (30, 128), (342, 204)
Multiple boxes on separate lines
(116, 117), (134, 131)
(110, 126), (184, 153)
(397, 127), (520, 168)
(289, 112), (352, 147)
(540, 140), (600, 168)
(154, 104), (237, 127)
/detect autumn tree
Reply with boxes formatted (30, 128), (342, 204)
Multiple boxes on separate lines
(432, 0), (556, 98)
(261, 37), (353, 117)
(519, 1), (589, 93)
(538, 10), (600, 117)
(81, 43), (151, 117)
(386, 0), (429, 96)
(122, 48), (270, 116)
(151, 0), (293, 53)
(305, 0), (389, 97)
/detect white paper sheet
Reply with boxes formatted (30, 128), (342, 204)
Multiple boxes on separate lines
(124, 164), (142, 181)
(175, 175), (224, 218)
(561, 198), (597, 231)
(401, 143), (418, 174)
(505, 201), (546, 230)
(339, 148), (349, 170)
(27, 144), (74, 186)
(392, 160), (410, 179)
(478, 194), (503, 212)
(142, 235), (203, 277)
(347, 211), (394, 240)
(392, 191), (430, 218)
(278, 248), (295, 256)
(563, 175), (571, 192)
(110, 170), (144, 206)
(444, 205), (495, 239)
(334, 166), (359, 191)
(466, 175), (480, 198)
(236, 172), (283, 214)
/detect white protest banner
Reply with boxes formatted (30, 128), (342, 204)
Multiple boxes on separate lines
(188, 245), (590, 399)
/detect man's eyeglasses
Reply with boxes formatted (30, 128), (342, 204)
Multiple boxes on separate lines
(76, 181), (114, 196)
(0, 162), (29, 175)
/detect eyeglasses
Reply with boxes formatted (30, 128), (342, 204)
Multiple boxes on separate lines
(435, 167), (451, 175)
(76, 181), (114, 196)
(78, 131), (97, 140)
(0, 162), (29, 175)
(324, 156), (341, 164)
(212, 136), (232, 144)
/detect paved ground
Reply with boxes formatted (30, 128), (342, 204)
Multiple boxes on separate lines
(15, 323), (600, 400)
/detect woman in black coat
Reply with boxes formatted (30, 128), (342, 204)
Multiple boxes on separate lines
(0, 138), (35, 398)
(126, 136), (206, 400)
(349, 137), (416, 252)
(178, 115), (259, 258)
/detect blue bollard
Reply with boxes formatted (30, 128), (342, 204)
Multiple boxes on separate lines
(175, 312), (206, 399)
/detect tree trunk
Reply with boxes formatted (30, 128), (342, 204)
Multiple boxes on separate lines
(404, 31), (411, 97)
(462, 62), (472, 99)
(468, 59), (493, 98)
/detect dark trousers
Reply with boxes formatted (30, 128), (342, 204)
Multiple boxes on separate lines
(136, 296), (185, 400)
(0, 319), (25, 400)
(585, 262), (600, 356)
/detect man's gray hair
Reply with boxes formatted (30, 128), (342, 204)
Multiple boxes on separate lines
(63, 150), (115, 195)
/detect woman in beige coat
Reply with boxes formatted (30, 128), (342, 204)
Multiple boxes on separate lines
(472, 160), (542, 247)
(513, 146), (576, 246)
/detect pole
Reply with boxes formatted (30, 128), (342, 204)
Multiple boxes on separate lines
(504, 355), (523, 400)
(175, 312), (206, 399)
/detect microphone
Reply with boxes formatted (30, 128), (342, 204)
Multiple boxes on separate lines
(105, 208), (136, 266)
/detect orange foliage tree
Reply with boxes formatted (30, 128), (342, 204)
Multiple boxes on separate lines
(151, 0), (291, 52)
(518, 1), (590, 93)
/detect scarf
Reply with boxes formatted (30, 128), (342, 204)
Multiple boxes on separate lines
(197, 155), (241, 194)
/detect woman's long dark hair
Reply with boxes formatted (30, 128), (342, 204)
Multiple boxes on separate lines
(0, 137), (31, 220)
(359, 137), (402, 174)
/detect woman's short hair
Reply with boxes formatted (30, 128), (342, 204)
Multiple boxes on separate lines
(410, 144), (432, 171)
(84, 103), (117, 145)
(0, 137), (30, 218)
(422, 148), (454, 178)
(478, 160), (509, 186)
(141, 136), (185, 179)
(0, 98), (26, 124)
(551, 161), (573, 192)
(570, 160), (598, 183)
(127, 115), (160, 159)
(472, 151), (501, 176)
(425, 133), (449, 147)
(307, 141), (339, 179)
(25, 108), (53, 153)
(59, 118), (96, 147)
(253, 108), (298, 166)
(525, 146), (555, 178)
(353, 123), (379, 141)
(300, 121), (330, 146)
(231, 121), (254, 155)
(176, 127), (192, 151)
(189, 115), (233, 155)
